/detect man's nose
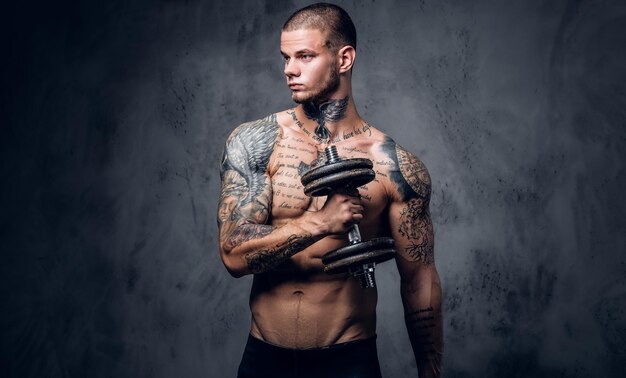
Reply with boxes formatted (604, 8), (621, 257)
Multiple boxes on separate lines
(284, 59), (300, 78)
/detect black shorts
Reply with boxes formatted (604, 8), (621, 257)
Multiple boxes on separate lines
(237, 333), (383, 378)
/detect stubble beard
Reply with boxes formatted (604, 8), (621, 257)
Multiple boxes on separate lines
(291, 65), (340, 106)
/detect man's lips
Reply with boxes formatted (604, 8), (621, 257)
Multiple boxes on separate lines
(288, 83), (303, 89)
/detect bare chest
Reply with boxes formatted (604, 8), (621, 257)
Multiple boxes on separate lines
(268, 135), (316, 218)
(268, 134), (390, 226)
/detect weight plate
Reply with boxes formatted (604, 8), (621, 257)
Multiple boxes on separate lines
(301, 158), (373, 187)
(322, 238), (396, 264)
(304, 168), (375, 197)
(324, 248), (397, 274)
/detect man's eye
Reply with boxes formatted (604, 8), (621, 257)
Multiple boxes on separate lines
(300, 55), (313, 61)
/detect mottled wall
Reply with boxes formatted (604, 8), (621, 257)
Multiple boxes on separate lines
(2, 0), (625, 377)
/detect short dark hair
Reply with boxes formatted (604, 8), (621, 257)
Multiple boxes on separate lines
(282, 3), (357, 52)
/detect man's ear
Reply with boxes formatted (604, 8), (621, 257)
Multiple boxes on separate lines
(337, 45), (356, 73)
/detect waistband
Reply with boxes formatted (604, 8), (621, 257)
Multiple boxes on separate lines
(246, 333), (378, 358)
(239, 333), (382, 378)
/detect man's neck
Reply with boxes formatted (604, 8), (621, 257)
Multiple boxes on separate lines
(297, 95), (361, 144)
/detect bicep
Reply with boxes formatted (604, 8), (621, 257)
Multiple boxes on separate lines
(218, 165), (273, 251)
(389, 198), (443, 316)
(389, 198), (435, 277)
(218, 166), (272, 224)
(217, 117), (279, 253)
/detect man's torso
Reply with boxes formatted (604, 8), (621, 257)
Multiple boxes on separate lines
(248, 110), (402, 349)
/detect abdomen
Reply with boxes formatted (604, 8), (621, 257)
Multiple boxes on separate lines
(249, 268), (377, 349)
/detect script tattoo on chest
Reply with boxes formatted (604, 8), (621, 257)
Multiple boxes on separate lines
(297, 150), (326, 177)
(302, 96), (349, 140)
(270, 134), (316, 211)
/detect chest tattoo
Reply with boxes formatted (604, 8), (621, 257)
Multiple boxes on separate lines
(297, 149), (326, 177)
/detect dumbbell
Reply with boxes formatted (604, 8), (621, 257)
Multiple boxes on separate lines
(300, 145), (396, 288)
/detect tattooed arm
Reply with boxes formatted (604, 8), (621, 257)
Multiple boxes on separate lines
(217, 115), (360, 277)
(218, 115), (317, 277)
(383, 138), (443, 377)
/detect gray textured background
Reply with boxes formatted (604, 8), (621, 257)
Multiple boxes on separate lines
(2, 0), (625, 377)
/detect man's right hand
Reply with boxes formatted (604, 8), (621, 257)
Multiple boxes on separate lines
(316, 188), (364, 235)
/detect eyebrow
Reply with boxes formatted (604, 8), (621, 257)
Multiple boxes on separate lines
(280, 48), (317, 56)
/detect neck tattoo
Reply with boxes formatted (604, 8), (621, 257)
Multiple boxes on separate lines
(302, 96), (349, 141)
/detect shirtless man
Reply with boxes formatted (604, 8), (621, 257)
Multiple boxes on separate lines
(218, 3), (442, 377)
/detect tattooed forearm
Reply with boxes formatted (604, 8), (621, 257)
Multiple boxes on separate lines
(405, 307), (442, 376)
(225, 223), (275, 251)
(302, 96), (349, 140)
(245, 234), (316, 273)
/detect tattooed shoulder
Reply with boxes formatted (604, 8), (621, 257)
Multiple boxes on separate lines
(380, 136), (431, 202)
(218, 114), (279, 231)
(381, 136), (435, 265)
(221, 114), (280, 177)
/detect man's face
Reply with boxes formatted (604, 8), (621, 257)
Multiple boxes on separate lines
(280, 28), (340, 104)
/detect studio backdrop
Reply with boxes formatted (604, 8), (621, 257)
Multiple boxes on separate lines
(2, 0), (625, 377)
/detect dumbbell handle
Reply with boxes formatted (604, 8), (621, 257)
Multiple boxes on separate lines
(348, 225), (362, 244)
(325, 146), (364, 246)
(348, 224), (377, 288)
